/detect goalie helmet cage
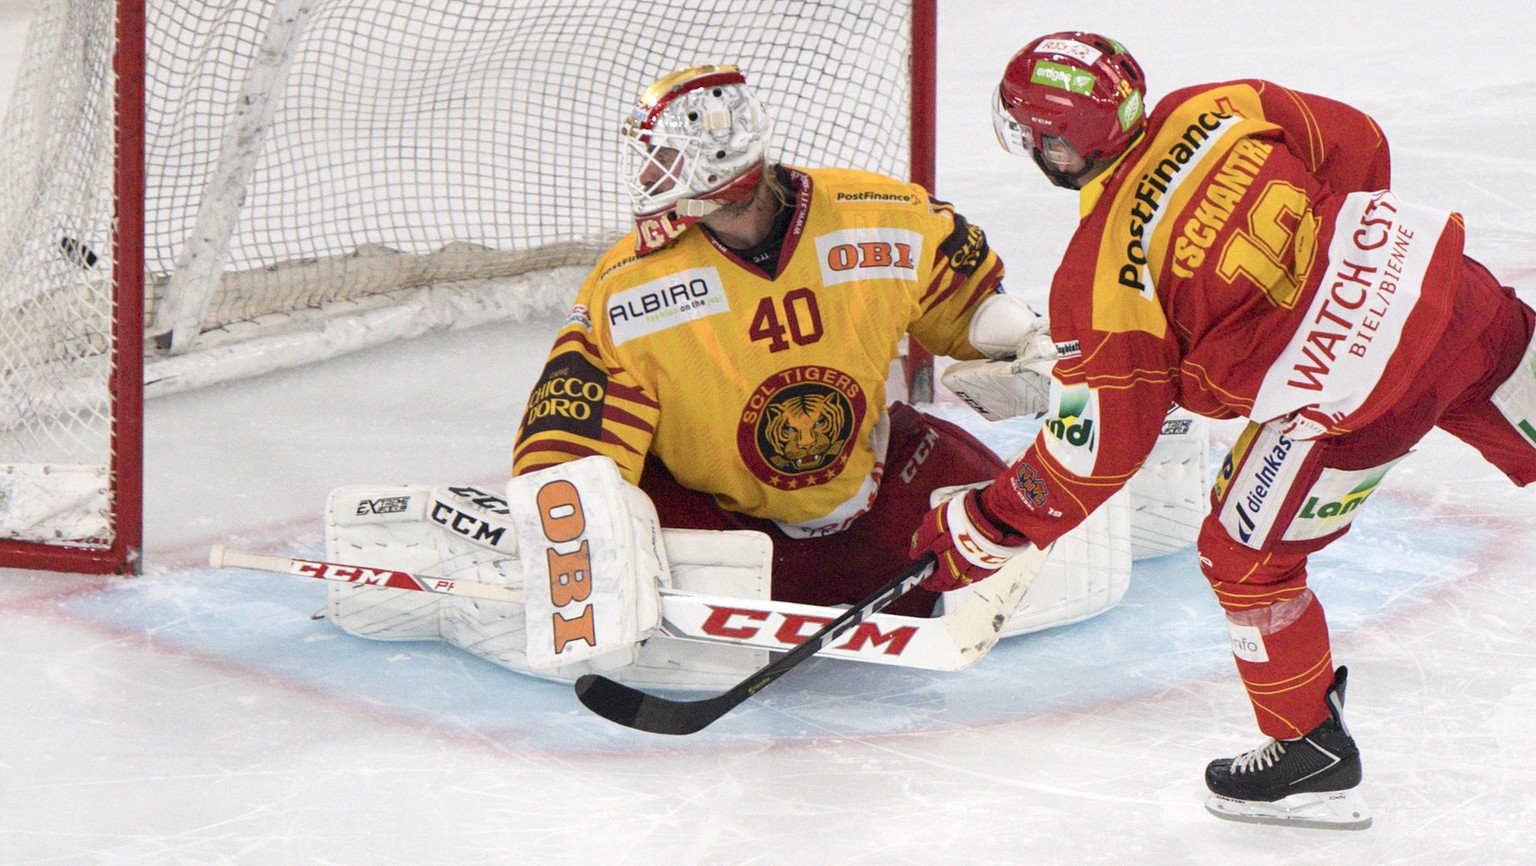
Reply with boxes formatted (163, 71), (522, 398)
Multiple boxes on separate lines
(0, 0), (937, 575)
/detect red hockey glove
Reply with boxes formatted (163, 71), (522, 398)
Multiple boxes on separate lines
(909, 487), (1031, 593)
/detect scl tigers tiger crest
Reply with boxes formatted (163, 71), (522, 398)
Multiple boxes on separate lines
(737, 366), (866, 490)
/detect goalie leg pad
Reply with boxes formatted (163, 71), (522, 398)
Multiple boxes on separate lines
(505, 456), (670, 673)
(326, 483), (525, 641)
(1125, 406), (1209, 560)
(325, 472), (776, 690)
(325, 485), (447, 641)
(439, 525), (774, 691)
(998, 486), (1131, 637)
(936, 484), (1132, 637)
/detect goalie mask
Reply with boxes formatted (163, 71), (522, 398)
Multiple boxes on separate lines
(622, 64), (771, 254)
(992, 32), (1146, 189)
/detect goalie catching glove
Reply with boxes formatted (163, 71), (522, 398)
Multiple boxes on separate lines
(910, 486), (1032, 592)
(944, 292), (1057, 421)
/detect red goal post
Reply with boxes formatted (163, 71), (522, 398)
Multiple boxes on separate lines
(0, 0), (937, 574)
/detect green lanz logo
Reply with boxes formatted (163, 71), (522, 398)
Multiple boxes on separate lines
(1046, 390), (1095, 448)
(1032, 61), (1096, 95)
(1298, 471), (1386, 521)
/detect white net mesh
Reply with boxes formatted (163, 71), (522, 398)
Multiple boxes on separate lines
(0, 0), (924, 560)
(141, 0), (918, 338)
(0, 0), (118, 552)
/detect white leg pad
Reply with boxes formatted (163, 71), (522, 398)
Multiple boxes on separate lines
(1125, 407), (1209, 560)
(327, 485), (453, 641)
(932, 482), (1131, 638)
(321, 475), (778, 690)
(997, 485), (1132, 637)
(599, 528), (772, 691)
(505, 456), (670, 672)
(439, 527), (773, 691)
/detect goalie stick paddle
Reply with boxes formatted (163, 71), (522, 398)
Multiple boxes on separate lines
(573, 553), (937, 736)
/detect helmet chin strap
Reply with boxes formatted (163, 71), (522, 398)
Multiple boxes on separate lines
(632, 165), (766, 254)
(1033, 150), (1101, 190)
(676, 198), (723, 218)
(1037, 130), (1143, 190)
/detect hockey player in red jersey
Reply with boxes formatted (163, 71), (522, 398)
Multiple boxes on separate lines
(910, 32), (1536, 828)
(514, 65), (1052, 619)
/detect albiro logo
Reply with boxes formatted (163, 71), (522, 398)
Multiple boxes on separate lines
(1032, 61), (1096, 95)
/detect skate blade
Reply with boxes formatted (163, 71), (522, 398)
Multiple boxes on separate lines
(1205, 789), (1372, 830)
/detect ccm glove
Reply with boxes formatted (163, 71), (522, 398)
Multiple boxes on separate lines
(910, 487), (1031, 592)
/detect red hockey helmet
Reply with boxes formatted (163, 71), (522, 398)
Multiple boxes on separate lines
(992, 32), (1146, 188)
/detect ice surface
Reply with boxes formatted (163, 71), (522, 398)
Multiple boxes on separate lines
(2, 1), (1534, 863)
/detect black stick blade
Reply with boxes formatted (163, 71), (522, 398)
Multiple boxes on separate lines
(573, 674), (737, 735)
(571, 555), (936, 735)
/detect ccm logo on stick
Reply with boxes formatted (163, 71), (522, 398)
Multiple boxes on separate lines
(536, 480), (597, 655)
(700, 605), (918, 655)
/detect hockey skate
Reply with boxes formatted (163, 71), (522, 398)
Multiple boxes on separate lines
(1204, 667), (1372, 830)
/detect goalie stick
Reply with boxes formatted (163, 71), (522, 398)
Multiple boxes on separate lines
(210, 544), (1045, 671)
(571, 553), (936, 736)
(209, 544), (528, 603)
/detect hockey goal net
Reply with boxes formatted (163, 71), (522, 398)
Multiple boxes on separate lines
(0, 0), (935, 573)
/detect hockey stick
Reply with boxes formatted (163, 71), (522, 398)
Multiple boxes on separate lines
(572, 553), (936, 735)
(210, 544), (1035, 671)
(209, 544), (528, 603)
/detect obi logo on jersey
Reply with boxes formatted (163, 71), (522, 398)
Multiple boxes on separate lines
(814, 228), (923, 287)
(738, 365), (868, 490)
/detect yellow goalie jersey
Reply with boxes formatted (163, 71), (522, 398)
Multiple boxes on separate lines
(513, 166), (1004, 535)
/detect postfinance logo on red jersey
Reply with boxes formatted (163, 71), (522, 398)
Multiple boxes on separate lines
(814, 228), (923, 287)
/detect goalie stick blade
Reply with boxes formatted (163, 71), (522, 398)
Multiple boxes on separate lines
(572, 554), (936, 735)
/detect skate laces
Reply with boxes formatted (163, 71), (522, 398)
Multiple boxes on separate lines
(1230, 737), (1289, 775)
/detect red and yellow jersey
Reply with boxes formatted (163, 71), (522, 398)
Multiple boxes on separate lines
(513, 166), (1004, 534)
(983, 79), (1465, 546)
